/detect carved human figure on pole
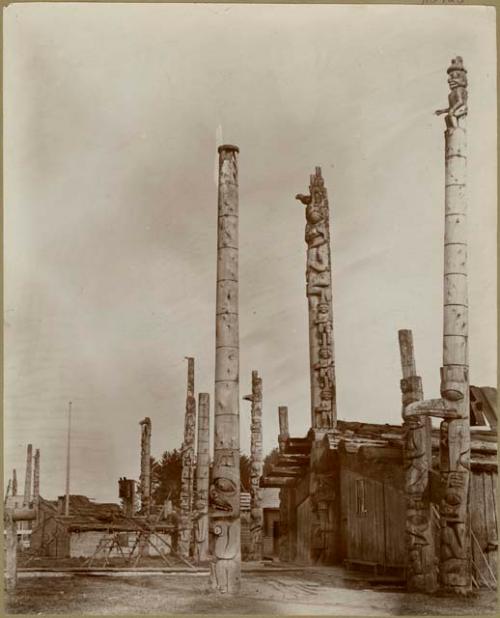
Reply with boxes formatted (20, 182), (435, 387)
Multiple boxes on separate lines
(435, 56), (468, 128)
(295, 168), (336, 430)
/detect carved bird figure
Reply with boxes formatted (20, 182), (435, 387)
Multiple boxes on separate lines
(295, 193), (312, 205)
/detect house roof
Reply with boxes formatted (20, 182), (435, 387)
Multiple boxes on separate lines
(263, 386), (497, 487)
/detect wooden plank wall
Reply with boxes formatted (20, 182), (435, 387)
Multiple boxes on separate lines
(342, 467), (405, 569)
(296, 497), (313, 564)
(383, 482), (406, 567)
(470, 470), (498, 588)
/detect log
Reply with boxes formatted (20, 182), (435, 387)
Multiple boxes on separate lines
(260, 477), (297, 488)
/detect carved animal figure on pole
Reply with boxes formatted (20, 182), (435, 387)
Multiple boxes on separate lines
(398, 329), (437, 593)
(210, 145), (241, 594)
(295, 168), (336, 430)
(404, 57), (471, 595)
(243, 370), (263, 561)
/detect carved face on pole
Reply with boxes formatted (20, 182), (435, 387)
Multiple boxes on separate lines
(210, 469), (239, 516)
(448, 69), (467, 91)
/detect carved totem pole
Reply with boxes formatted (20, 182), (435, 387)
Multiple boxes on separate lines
(277, 406), (290, 561)
(139, 417), (152, 517)
(12, 468), (17, 497)
(195, 392), (210, 562)
(296, 168), (337, 564)
(179, 357), (197, 558)
(295, 168), (336, 431)
(398, 329), (437, 593)
(23, 444), (33, 507)
(210, 144), (241, 594)
(243, 371), (263, 561)
(404, 57), (471, 595)
(33, 448), (40, 502)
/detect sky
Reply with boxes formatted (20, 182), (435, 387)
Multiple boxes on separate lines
(4, 3), (497, 503)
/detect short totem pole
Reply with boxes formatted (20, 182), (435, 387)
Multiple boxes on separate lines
(139, 417), (152, 517)
(399, 329), (437, 593)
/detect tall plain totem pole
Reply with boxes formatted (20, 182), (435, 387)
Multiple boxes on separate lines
(195, 392), (210, 562)
(210, 144), (241, 594)
(404, 57), (471, 595)
(399, 330), (437, 593)
(243, 371), (263, 561)
(296, 168), (336, 431)
(179, 357), (197, 558)
(139, 417), (152, 517)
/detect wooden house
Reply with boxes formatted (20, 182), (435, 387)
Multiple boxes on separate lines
(263, 386), (497, 588)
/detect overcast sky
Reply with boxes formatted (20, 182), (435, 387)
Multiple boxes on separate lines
(4, 3), (496, 503)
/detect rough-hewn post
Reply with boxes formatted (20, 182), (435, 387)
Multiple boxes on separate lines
(118, 478), (136, 517)
(179, 357), (197, 559)
(405, 57), (471, 595)
(295, 168), (336, 431)
(243, 371), (263, 561)
(23, 444), (33, 506)
(5, 510), (18, 593)
(4, 507), (36, 593)
(139, 417), (152, 516)
(5, 479), (12, 502)
(195, 392), (210, 563)
(33, 449), (40, 501)
(12, 469), (17, 496)
(398, 329), (437, 593)
(210, 144), (241, 594)
(278, 406), (289, 454)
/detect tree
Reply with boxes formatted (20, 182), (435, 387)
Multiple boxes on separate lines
(151, 449), (183, 508)
(239, 454), (252, 492)
(263, 447), (280, 477)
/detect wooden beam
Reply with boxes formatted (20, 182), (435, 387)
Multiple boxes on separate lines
(268, 466), (303, 477)
(260, 477), (296, 488)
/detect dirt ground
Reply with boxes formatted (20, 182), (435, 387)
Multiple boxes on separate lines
(4, 568), (498, 615)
